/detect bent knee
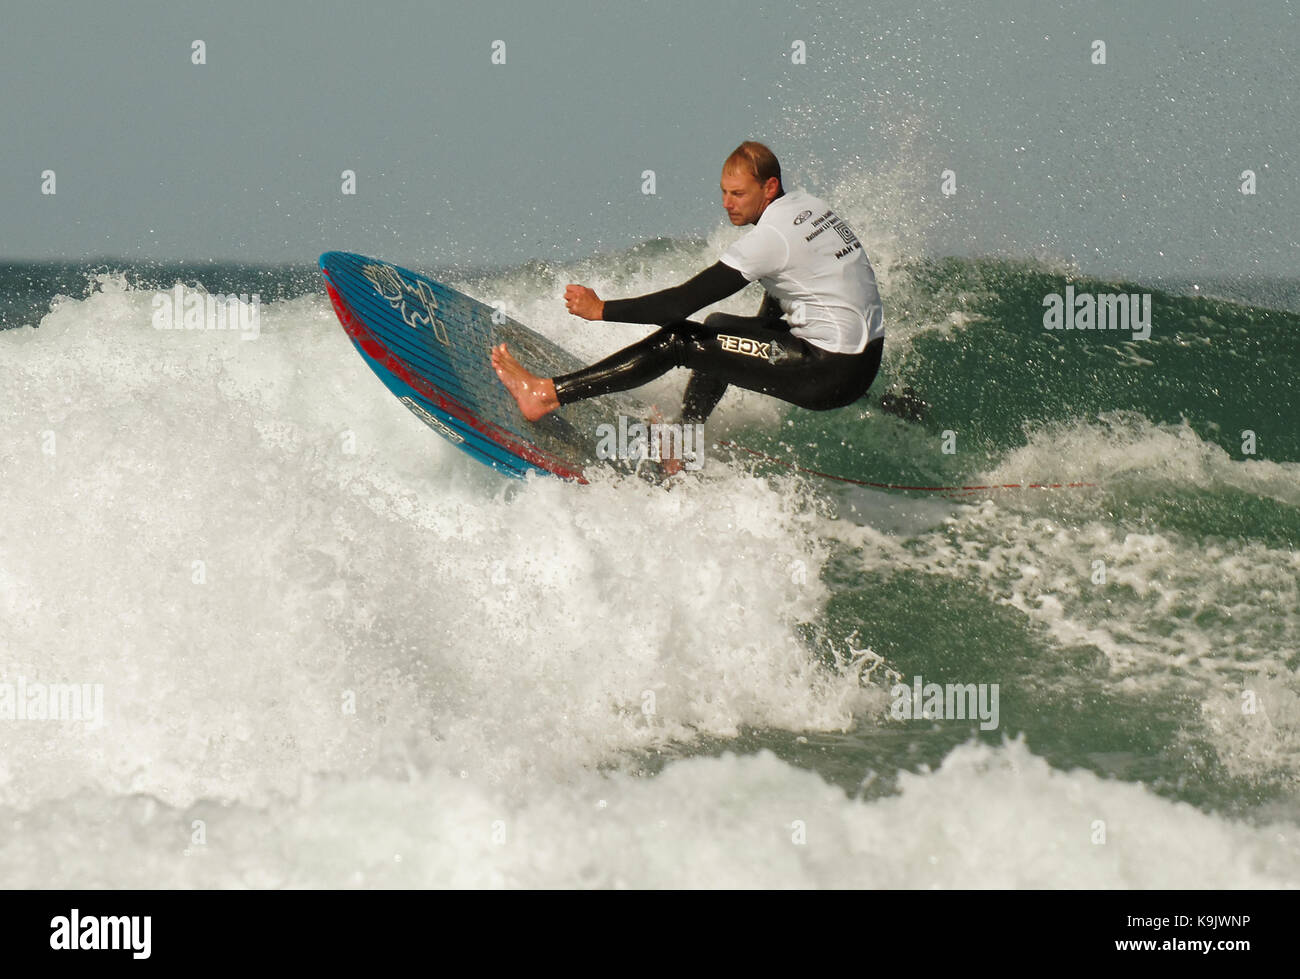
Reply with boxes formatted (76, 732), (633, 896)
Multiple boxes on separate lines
(648, 328), (689, 366)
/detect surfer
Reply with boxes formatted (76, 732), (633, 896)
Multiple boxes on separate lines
(492, 141), (885, 471)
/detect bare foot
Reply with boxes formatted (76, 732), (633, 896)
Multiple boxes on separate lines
(648, 405), (685, 477)
(491, 344), (560, 421)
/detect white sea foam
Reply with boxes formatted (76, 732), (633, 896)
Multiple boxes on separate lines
(2, 740), (1294, 888)
(0, 280), (877, 815)
(2, 272), (1295, 889)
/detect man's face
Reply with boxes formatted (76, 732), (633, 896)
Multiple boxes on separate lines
(721, 169), (779, 225)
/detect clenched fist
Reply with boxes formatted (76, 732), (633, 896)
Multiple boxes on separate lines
(564, 284), (605, 321)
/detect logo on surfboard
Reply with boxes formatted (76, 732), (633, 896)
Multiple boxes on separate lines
(399, 396), (465, 443)
(361, 262), (450, 345)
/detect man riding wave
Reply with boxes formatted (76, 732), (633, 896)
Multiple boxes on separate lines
(492, 141), (885, 470)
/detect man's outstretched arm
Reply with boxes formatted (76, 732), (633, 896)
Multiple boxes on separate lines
(565, 262), (750, 324)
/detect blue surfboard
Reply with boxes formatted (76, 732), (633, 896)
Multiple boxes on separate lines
(320, 251), (651, 481)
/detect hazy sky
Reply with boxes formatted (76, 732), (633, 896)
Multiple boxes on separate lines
(3, 0), (1296, 279)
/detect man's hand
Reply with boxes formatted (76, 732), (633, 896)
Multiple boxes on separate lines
(564, 284), (604, 321)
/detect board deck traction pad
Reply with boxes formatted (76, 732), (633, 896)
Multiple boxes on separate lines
(320, 251), (652, 481)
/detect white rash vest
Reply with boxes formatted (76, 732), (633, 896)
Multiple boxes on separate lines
(719, 189), (884, 355)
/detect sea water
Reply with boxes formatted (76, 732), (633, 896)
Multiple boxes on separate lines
(2, 215), (1298, 888)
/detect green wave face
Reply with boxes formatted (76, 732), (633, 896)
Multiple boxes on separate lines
(709, 258), (1300, 815)
(733, 257), (1300, 544)
(897, 259), (1300, 462)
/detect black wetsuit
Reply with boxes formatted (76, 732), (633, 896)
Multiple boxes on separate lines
(552, 262), (884, 424)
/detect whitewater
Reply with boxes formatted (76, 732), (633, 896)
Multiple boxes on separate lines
(2, 196), (1299, 887)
